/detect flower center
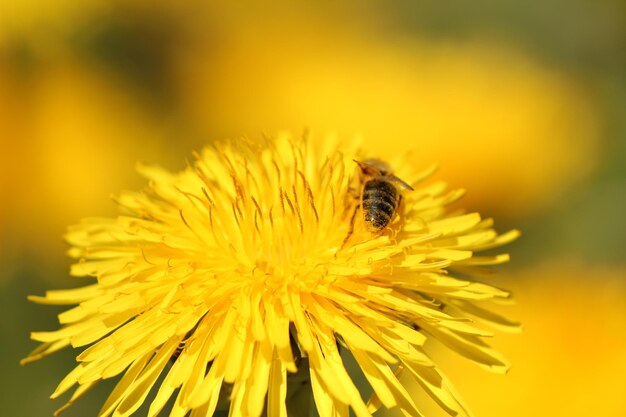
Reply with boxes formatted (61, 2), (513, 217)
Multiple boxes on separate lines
(193, 140), (357, 292)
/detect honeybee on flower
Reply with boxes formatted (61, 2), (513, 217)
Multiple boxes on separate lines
(23, 132), (519, 417)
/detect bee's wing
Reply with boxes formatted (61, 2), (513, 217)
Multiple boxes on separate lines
(386, 175), (414, 191)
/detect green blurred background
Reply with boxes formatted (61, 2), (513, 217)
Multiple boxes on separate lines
(1, 1), (624, 416)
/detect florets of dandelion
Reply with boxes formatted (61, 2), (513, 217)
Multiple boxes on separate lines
(24, 133), (520, 417)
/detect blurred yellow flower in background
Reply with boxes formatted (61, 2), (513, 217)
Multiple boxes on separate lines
(24, 134), (518, 417)
(0, 61), (178, 273)
(173, 15), (601, 218)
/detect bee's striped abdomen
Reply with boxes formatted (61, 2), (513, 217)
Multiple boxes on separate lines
(362, 179), (400, 231)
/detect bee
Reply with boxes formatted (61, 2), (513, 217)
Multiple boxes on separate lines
(355, 159), (414, 231)
(341, 159), (413, 248)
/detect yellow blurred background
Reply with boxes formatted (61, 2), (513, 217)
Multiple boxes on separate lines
(1, 1), (624, 416)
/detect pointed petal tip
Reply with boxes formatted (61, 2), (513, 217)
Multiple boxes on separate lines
(486, 362), (511, 375)
(27, 295), (46, 304)
(19, 357), (33, 366)
(506, 322), (523, 334)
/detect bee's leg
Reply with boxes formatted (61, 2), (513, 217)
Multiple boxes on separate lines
(386, 194), (403, 244)
(346, 184), (360, 199)
(341, 184), (360, 219)
(339, 203), (360, 251)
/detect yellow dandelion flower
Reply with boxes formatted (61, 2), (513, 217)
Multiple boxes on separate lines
(23, 133), (519, 417)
